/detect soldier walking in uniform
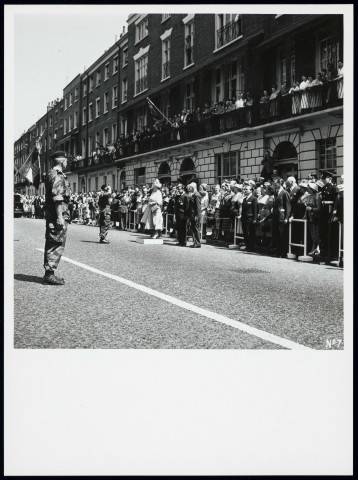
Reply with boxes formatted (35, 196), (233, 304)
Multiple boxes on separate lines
(318, 171), (336, 263)
(43, 151), (71, 285)
(98, 184), (113, 244)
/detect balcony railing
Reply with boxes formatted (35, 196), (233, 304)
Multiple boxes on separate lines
(70, 79), (343, 171)
(217, 19), (242, 48)
(135, 76), (148, 95)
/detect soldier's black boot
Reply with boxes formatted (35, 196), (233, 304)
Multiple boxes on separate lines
(43, 273), (65, 285)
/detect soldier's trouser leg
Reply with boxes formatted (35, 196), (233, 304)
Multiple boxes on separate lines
(99, 207), (111, 240)
(44, 220), (68, 274)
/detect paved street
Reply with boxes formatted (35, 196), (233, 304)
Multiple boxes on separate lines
(13, 218), (344, 349)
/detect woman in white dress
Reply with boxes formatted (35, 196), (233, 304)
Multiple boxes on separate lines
(299, 75), (309, 113)
(141, 179), (163, 238)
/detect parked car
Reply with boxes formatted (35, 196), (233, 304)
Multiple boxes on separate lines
(14, 194), (24, 217)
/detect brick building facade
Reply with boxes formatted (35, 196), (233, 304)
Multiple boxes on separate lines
(14, 13), (344, 194)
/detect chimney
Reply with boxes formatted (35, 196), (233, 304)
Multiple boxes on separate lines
(115, 34), (118, 42)
(123, 26), (125, 33)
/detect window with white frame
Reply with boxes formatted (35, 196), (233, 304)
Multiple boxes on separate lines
(49, 116), (53, 127)
(82, 107), (87, 125)
(74, 111), (78, 129)
(83, 82), (87, 97)
(184, 21), (194, 67)
(64, 118), (68, 134)
(317, 138), (337, 173)
(89, 77), (94, 91)
(103, 128), (109, 146)
(105, 63), (110, 80)
(75, 87), (78, 101)
(112, 85), (118, 107)
(135, 55), (148, 94)
(69, 92), (73, 105)
(96, 132), (100, 148)
(96, 70), (101, 86)
(162, 37), (171, 79)
(113, 56), (119, 73)
(64, 96), (68, 110)
(162, 14), (171, 22)
(69, 115), (73, 131)
(122, 47), (128, 67)
(136, 17), (148, 43)
(122, 79), (128, 102)
(216, 151), (240, 184)
(112, 123), (117, 142)
(290, 53), (296, 84)
(135, 106), (147, 131)
(280, 56), (287, 86)
(104, 92), (109, 113)
(216, 14), (243, 49)
(95, 98), (100, 117)
(319, 35), (340, 73)
(88, 136), (92, 156)
(88, 103), (93, 122)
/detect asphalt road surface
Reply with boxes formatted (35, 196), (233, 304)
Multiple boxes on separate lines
(13, 218), (344, 349)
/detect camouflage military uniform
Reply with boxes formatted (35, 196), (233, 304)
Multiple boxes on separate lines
(98, 193), (112, 240)
(43, 166), (71, 274)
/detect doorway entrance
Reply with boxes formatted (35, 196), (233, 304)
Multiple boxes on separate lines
(272, 141), (298, 180)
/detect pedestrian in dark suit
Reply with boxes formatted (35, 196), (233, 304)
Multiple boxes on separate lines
(241, 185), (258, 251)
(272, 179), (291, 257)
(174, 183), (189, 246)
(319, 171), (336, 262)
(187, 182), (202, 248)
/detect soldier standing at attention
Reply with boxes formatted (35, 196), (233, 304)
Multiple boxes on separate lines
(98, 184), (113, 244)
(43, 151), (71, 285)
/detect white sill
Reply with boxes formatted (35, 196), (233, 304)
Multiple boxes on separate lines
(96, 115), (100, 118)
(275, 14), (284, 18)
(112, 105), (118, 109)
(121, 100), (127, 104)
(213, 35), (243, 53)
(183, 63), (194, 70)
(113, 70), (119, 75)
(122, 63), (128, 69)
(104, 110), (108, 115)
(133, 88), (148, 98)
(161, 76), (171, 82)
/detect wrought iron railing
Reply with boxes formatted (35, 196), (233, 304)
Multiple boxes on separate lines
(217, 19), (242, 48)
(135, 76), (148, 95)
(162, 61), (170, 79)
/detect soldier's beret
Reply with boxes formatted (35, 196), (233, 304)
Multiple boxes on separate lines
(51, 151), (68, 160)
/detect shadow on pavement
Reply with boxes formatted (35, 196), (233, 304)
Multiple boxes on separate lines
(80, 240), (102, 244)
(14, 274), (44, 284)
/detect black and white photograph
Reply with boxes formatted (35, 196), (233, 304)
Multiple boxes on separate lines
(4, 3), (353, 476)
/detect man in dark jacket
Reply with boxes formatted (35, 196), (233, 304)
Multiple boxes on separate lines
(241, 184), (258, 251)
(272, 179), (291, 257)
(260, 150), (274, 181)
(319, 170), (336, 262)
(187, 181), (202, 248)
(174, 183), (190, 246)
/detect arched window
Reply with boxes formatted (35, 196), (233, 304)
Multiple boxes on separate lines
(120, 170), (126, 190)
(158, 161), (171, 186)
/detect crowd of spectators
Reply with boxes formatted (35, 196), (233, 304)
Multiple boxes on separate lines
(15, 149), (343, 264)
(71, 62), (343, 166)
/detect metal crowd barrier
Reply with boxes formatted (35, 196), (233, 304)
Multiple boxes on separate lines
(287, 218), (312, 262)
(230, 216), (244, 248)
(128, 210), (136, 231)
(163, 213), (175, 236)
(338, 222), (343, 264)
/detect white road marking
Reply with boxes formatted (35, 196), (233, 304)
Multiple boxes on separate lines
(37, 248), (312, 350)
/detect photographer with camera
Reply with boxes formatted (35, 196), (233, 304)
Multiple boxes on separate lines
(98, 184), (113, 244)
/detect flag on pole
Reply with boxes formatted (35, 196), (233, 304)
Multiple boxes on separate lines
(23, 148), (41, 189)
(147, 97), (174, 127)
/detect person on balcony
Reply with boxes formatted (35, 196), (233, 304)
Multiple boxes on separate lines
(245, 92), (254, 126)
(299, 75), (309, 113)
(269, 85), (280, 120)
(310, 73), (324, 110)
(289, 81), (301, 116)
(259, 90), (270, 122)
(280, 81), (290, 118)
